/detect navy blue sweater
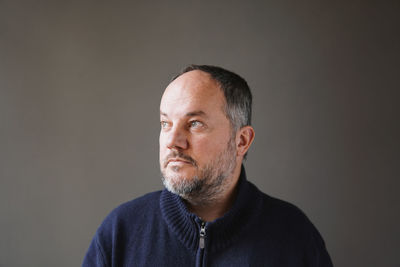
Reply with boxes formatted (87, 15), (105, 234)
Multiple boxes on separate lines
(83, 168), (333, 266)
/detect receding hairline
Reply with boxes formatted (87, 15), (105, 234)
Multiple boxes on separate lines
(167, 69), (221, 91)
(162, 69), (227, 106)
(161, 70), (230, 124)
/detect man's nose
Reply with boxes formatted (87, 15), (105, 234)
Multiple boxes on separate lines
(166, 126), (188, 150)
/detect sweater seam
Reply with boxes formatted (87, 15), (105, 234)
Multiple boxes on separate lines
(95, 234), (109, 267)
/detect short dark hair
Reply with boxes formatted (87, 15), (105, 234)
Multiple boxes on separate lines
(171, 65), (252, 131)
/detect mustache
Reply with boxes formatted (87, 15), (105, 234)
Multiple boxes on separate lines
(163, 151), (197, 167)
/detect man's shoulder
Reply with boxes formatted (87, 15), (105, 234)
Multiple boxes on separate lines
(261, 193), (306, 218)
(116, 190), (163, 212)
(248, 181), (306, 218)
(85, 190), (167, 265)
(251, 184), (318, 231)
(101, 190), (163, 228)
(242, 181), (332, 265)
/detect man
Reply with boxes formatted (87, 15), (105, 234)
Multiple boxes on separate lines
(83, 65), (333, 266)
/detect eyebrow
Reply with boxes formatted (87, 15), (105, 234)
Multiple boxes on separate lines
(160, 110), (208, 118)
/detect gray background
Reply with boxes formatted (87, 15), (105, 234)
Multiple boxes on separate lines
(1, 1), (399, 266)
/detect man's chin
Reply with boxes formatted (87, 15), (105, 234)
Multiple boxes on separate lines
(163, 176), (202, 198)
(163, 171), (194, 184)
(162, 168), (199, 188)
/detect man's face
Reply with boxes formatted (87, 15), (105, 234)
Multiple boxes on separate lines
(159, 70), (237, 202)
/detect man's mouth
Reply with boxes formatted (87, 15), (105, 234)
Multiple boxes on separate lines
(164, 154), (197, 168)
(167, 158), (192, 165)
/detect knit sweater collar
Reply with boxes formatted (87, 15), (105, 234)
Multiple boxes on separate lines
(160, 165), (261, 253)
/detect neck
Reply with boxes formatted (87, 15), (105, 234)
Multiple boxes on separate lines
(185, 163), (242, 222)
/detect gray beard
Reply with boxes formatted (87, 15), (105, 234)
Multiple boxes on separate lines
(161, 138), (236, 205)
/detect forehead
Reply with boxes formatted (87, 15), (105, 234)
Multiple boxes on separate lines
(160, 70), (226, 116)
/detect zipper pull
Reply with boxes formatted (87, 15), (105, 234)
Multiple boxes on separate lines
(199, 222), (206, 249)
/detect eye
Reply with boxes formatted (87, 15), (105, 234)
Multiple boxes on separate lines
(189, 120), (203, 128)
(160, 121), (170, 129)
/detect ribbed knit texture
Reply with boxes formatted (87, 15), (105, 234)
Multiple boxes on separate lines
(83, 166), (333, 266)
(160, 166), (261, 253)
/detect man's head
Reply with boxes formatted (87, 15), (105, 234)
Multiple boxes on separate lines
(172, 65), (252, 132)
(159, 65), (254, 204)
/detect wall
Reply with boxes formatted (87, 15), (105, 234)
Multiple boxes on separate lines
(1, 1), (399, 266)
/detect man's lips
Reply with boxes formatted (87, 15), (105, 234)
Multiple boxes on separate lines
(167, 158), (192, 165)
(163, 153), (197, 168)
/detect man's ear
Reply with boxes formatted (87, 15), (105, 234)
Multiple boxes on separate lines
(236, 126), (255, 156)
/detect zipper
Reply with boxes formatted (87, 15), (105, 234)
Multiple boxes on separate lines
(199, 221), (206, 249)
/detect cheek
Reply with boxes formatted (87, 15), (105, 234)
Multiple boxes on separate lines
(159, 131), (168, 147)
(192, 137), (225, 157)
(159, 135), (166, 157)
